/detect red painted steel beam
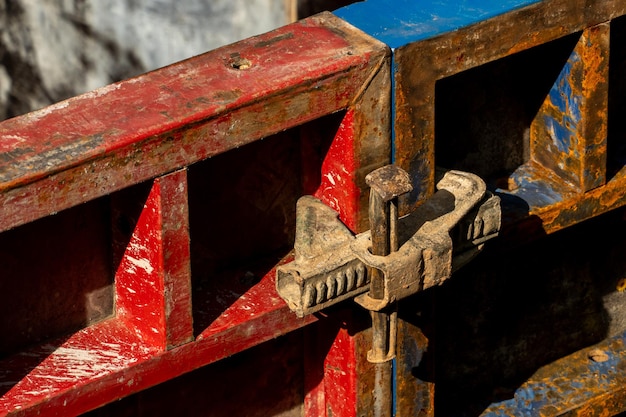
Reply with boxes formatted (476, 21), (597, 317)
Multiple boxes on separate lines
(304, 311), (359, 417)
(0, 265), (314, 417)
(112, 169), (194, 350)
(0, 12), (388, 234)
(0, 12), (391, 416)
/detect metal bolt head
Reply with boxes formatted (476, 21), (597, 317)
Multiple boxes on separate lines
(365, 165), (413, 201)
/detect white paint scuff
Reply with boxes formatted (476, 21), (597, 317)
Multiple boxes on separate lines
(125, 256), (154, 275)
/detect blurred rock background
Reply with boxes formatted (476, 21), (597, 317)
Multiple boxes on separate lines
(0, 0), (356, 120)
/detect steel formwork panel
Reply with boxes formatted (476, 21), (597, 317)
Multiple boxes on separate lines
(0, 13), (390, 416)
(1, 1), (626, 416)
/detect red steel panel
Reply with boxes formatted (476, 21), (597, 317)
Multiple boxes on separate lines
(113, 169), (193, 351)
(304, 312), (360, 417)
(0, 12), (390, 416)
(313, 109), (359, 231)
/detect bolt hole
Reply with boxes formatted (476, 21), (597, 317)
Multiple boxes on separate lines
(229, 54), (252, 70)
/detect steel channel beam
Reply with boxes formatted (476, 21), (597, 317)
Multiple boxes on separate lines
(0, 12), (390, 235)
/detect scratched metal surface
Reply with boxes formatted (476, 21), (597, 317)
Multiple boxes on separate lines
(2, 1), (626, 416)
(335, 0), (541, 49)
(0, 13), (390, 416)
(332, 1), (626, 416)
(336, 0), (626, 234)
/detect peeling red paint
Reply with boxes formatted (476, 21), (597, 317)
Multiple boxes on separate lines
(0, 12), (389, 416)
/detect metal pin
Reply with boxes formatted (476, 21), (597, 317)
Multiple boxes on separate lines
(365, 165), (413, 417)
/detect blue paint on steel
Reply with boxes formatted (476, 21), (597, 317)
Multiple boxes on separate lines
(550, 54), (582, 124)
(497, 166), (567, 207)
(544, 50), (583, 155)
(566, 55), (583, 124)
(481, 331), (626, 416)
(543, 115), (573, 154)
(549, 68), (570, 117)
(334, 0), (541, 50)
(335, 0), (541, 166)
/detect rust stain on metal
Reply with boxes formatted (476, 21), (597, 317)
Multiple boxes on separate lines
(254, 32), (295, 48)
(365, 165), (413, 203)
(211, 90), (242, 104)
(582, 25), (608, 92)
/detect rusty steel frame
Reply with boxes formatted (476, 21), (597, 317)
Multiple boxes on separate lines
(388, 0), (626, 236)
(336, 0), (626, 415)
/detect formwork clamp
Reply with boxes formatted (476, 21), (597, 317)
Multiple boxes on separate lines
(276, 166), (501, 318)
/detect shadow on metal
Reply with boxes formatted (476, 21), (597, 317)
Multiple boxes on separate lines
(189, 113), (341, 335)
(431, 208), (626, 416)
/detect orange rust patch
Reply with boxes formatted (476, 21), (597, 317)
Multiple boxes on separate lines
(582, 25), (608, 92)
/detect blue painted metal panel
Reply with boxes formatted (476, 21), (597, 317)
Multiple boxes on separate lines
(335, 0), (542, 166)
(546, 52), (582, 155)
(331, 2), (626, 416)
(335, 0), (541, 49)
(481, 331), (626, 416)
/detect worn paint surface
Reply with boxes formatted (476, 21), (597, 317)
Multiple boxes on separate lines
(333, 0), (626, 416)
(0, 320), (159, 415)
(0, 12), (389, 233)
(304, 312), (360, 417)
(335, 0), (540, 49)
(84, 329), (307, 417)
(530, 23), (609, 192)
(0, 266), (315, 416)
(336, 0), (626, 236)
(3, 1), (626, 416)
(482, 333), (626, 416)
(0, 11), (390, 416)
(113, 169), (193, 351)
(314, 110), (361, 232)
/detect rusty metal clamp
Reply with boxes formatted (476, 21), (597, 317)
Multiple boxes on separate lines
(352, 170), (499, 311)
(276, 167), (501, 318)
